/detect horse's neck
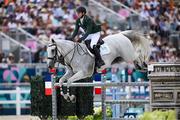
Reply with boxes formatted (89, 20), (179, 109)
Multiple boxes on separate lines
(56, 40), (74, 57)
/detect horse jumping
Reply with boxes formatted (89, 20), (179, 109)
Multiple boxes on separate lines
(46, 30), (151, 101)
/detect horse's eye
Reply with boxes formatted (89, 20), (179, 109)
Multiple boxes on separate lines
(52, 50), (55, 53)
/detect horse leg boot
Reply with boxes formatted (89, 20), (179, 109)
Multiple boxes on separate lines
(93, 45), (105, 68)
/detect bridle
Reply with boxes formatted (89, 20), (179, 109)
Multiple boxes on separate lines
(47, 42), (88, 66)
(47, 43), (63, 64)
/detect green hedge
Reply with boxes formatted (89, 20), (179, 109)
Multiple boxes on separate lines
(138, 110), (176, 120)
(30, 75), (52, 119)
(30, 75), (93, 119)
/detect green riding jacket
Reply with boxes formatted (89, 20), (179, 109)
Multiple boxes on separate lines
(71, 15), (101, 41)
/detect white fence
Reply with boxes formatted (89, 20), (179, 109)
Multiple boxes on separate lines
(0, 84), (30, 115)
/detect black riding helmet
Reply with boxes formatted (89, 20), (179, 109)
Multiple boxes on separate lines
(76, 6), (86, 14)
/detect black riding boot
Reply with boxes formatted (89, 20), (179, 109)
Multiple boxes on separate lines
(84, 40), (94, 53)
(93, 45), (105, 68)
(97, 39), (104, 46)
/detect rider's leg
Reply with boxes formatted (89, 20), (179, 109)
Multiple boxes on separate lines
(93, 45), (105, 68)
(97, 38), (104, 48)
(84, 40), (94, 53)
(90, 32), (100, 49)
(89, 32), (105, 68)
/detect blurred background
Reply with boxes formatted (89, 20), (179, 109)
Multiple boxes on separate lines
(0, 0), (179, 119)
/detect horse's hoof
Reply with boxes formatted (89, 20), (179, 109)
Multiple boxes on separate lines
(63, 94), (70, 102)
(60, 91), (64, 96)
(69, 95), (76, 103)
(66, 97), (71, 102)
(63, 94), (68, 99)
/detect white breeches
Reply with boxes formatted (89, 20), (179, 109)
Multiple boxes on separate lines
(85, 32), (101, 48)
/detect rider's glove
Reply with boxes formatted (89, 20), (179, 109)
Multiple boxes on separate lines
(79, 37), (84, 42)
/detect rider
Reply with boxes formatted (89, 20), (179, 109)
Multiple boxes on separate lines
(68, 6), (105, 68)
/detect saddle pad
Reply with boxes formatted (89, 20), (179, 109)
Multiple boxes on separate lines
(100, 43), (110, 55)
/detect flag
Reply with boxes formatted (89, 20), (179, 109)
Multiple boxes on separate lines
(44, 72), (52, 95)
(94, 73), (102, 95)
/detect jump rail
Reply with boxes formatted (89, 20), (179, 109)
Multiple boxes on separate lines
(52, 80), (150, 120)
(105, 99), (149, 104)
(54, 82), (149, 87)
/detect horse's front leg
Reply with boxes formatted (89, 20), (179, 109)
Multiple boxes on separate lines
(59, 66), (73, 100)
(65, 70), (90, 102)
(67, 70), (90, 86)
(59, 66), (73, 87)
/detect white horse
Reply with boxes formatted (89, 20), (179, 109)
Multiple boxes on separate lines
(46, 30), (151, 102)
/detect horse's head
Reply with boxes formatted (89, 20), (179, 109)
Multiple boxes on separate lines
(47, 39), (57, 68)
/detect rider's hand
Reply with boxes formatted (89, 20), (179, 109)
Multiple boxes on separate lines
(79, 37), (83, 42)
(74, 39), (79, 42)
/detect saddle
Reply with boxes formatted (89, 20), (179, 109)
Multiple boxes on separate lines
(84, 38), (104, 54)
(97, 39), (104, 48)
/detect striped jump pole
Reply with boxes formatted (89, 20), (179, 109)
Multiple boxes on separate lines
(54, 82), (149, 87)
(49, 68), (58, 120)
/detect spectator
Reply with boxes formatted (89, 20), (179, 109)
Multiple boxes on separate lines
(0, 50), (4, 63)
(7, 19), (17, 29)
(6, 53), (15, 64)
(94, 14), (101, 24)
(0, 0), (179, 63)
(39, 46), (47, 63)
(19, 58), (25, 63)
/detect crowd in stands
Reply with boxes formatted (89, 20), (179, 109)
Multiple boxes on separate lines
(133, 0), (180, 62)
(0, 0), (179, 64)
(100, 0), (180, 62)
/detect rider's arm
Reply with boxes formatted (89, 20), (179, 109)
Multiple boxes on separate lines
(79, 18), (93, 41)
(71, 20), (80, 39)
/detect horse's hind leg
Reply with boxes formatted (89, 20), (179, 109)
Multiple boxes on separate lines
(133, 60), (142, 70)
(143, 62), (147, 68)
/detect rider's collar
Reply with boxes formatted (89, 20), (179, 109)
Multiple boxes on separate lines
(80, 16), (84, 23)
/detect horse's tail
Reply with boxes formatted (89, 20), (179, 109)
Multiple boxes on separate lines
(121, 30), (151, 64)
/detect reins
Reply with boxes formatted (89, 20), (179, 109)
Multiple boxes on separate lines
(53, 42), (88, 65)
